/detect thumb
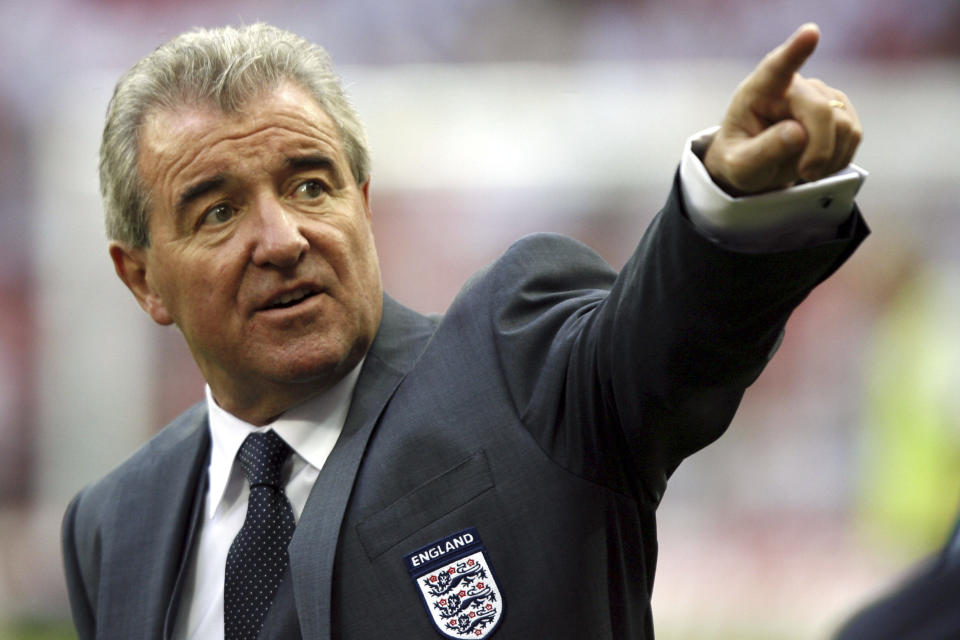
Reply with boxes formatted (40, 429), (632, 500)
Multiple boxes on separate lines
(721, 120), (807, 191)
(765, 118), (808, 155)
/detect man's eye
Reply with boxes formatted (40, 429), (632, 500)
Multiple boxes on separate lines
(201, 203), (235, 226)
(293, 180), (326, 200)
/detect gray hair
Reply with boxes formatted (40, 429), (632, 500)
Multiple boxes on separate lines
(100, 23), (370, 247)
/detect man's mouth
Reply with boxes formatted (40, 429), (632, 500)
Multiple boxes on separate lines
(263, 286), (319, 310)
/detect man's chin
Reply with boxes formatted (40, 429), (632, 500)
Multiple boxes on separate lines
(267, 343), (367, 389)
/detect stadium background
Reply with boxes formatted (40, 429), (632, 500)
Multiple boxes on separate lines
(1, 1), (958, 637)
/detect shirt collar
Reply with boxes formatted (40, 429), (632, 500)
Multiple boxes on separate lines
(204, 358), (364, 519)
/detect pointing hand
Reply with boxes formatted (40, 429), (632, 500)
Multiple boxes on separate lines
(703, 23), (862, 195)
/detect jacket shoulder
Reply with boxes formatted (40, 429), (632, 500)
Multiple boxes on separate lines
(61, 402), (209, 632)
(65, 402), (208, 530)
(454, 232), (616, 307)
(493, 232), (613, 279)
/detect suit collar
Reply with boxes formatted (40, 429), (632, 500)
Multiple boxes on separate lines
(203, 360), (363, 521)
(289, 294), (434, 640)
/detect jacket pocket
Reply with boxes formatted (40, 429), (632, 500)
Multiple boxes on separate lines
(356, 449), (494, 560)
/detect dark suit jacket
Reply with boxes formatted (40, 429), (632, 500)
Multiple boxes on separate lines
(62, 180), (868, 639)
(834, 520), (960, 639)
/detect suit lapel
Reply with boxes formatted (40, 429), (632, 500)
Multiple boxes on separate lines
(288, 296), (434, 640)
(257, 565), (302, 639)
(163, 457), (210, 639)
(98, 404), (210, 640)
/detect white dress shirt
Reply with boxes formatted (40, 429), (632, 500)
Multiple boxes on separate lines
(171, 131), (866, 639)
(172, 360), (363, 640)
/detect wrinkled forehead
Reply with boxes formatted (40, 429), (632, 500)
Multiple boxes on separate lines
(139, 82), (346, 170)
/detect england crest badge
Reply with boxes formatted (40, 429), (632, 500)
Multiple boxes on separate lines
(404, 527), (504, 638)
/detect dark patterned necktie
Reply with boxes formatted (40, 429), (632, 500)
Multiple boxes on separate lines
(224, 431), (296, 640)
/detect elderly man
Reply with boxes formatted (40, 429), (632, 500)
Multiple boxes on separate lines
(62, 22), (866, 640)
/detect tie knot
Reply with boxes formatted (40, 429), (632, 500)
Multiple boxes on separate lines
(236, 431), (293, 489)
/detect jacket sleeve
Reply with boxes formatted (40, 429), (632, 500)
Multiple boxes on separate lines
(62, 491), (97, 640)
(485, 171), (868, 506)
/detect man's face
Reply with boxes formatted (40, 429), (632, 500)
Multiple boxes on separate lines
(113, 82), (382, 424)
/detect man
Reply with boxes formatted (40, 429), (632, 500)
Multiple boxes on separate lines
(62, 22), (866, 640)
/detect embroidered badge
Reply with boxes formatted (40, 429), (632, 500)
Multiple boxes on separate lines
(404, 527), (504, 638)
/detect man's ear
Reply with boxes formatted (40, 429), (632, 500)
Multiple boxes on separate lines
(360, 178), (372, 220)
(108, 242), (174, 326)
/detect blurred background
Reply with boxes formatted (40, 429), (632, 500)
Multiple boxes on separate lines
(1, 0), (959, 638)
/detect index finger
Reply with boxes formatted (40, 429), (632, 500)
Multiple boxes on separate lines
(746, 23), (821, 97)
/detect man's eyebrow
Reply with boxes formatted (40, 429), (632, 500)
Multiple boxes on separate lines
(176, 175), (226, 215)
(285, 154), (344, 186)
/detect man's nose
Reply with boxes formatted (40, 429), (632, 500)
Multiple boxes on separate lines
(250, 196), (309, 268)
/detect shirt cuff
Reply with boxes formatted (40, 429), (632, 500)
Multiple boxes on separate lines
(679, 126), (868, 253)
